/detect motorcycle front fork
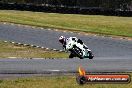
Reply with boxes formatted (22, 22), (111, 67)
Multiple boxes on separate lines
(84, 49), (91, 57)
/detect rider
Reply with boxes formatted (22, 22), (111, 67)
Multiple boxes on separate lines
(59, 36), (88, 58)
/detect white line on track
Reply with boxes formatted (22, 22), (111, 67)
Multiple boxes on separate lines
(8, 57), (17, 59)
(48, 70), (60, 72)
(47, 28), (51, 30)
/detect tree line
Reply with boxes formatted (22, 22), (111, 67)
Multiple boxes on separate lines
(0, 0), (132, 10)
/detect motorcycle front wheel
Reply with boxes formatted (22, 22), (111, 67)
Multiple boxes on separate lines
(88, 51), (94, 59)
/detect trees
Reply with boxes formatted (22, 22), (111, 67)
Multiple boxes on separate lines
(0, 0), (131, 10)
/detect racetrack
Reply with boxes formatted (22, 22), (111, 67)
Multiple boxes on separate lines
(0, 23), (132, 73)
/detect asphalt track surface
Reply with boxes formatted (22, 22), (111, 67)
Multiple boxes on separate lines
(0, 23), (132, 74)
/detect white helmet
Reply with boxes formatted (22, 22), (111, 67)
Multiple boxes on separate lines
(59, 36), (65, 44)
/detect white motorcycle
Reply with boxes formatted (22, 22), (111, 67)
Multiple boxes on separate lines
(66, 39), (94, 59)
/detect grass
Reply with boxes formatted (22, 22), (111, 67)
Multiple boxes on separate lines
(0, 41), (68, 58)
(0, 74), (131, 88)
(0, 10), (132, 37)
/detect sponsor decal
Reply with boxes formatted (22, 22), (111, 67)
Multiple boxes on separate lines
(76, 67), (131, 84)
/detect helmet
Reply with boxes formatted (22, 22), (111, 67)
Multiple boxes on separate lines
(59, 36), (65, 44)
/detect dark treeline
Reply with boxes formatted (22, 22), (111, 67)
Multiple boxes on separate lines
(0, 0), (132, 10)
(0, 0), (132, 16)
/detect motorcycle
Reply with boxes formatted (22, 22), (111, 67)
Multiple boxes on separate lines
(66, 39), (94, 59)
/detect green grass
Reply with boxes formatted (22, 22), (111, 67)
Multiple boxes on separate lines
(0, 75), (131, 88)
(0, 10), (132, 37)
(0, 41), (68, 58)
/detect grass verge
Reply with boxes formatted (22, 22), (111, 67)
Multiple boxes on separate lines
(0, 41), (68, 58)
(0, 74), (131, 88)
(0, 10), (132, 37)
